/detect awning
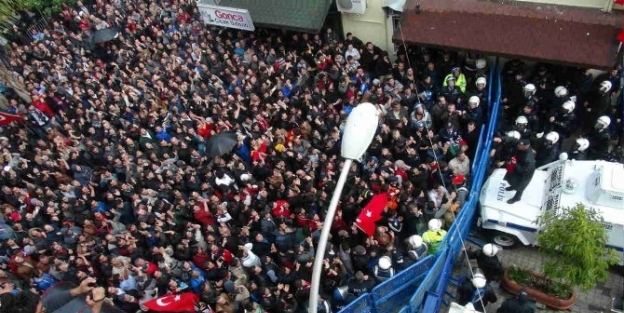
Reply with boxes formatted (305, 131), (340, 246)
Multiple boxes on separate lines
(394, 0), (622, 69)
(214, 0), (333, 33)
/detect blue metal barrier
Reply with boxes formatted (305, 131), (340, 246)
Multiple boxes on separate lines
(338, 58), (503, 313)
(372, 256), (435, 313)
(338, 293), (376, 313)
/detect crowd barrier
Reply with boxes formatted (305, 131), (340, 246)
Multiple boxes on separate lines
(338, 58), (502, 313)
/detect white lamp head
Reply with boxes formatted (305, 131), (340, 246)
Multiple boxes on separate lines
(341, 102), (379, 161)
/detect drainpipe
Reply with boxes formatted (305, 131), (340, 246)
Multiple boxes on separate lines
(603, 0), (614, 12)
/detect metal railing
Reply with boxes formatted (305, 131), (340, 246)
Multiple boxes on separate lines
(338, 58), (502, 313)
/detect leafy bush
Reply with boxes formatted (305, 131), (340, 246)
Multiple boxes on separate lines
(537, 203), (619, 292)
(21, 0), (76, 17)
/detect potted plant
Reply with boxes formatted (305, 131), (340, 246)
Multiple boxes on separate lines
(501, 203), (619, 310)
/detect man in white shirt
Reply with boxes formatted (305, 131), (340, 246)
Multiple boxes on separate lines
(448, 151), (471, 176)
(345, 44), (360, 61)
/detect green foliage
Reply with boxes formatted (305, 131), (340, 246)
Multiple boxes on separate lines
(21, 0), (76, 17)
(537, 203), (619, 292)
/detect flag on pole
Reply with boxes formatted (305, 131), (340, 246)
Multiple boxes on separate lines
(0, 111), (23, 126)
(143, 292), (199, 312)
(354, 193), (388, 236)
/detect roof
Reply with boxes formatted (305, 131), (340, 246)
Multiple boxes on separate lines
(394, 0), (622, 69)
(214, 0), (332, 33)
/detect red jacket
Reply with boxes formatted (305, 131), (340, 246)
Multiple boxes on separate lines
(194, 204), (215, 226)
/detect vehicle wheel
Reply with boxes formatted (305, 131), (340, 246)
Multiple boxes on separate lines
(491, 232), (518, 248)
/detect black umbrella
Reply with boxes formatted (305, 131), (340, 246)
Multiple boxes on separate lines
(205, 131), (239, 158)
(91, 28), (119, 44)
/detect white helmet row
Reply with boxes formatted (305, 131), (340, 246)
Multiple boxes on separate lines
(545, 131), (559, 144)
(506, 130), (521, 140)
(515, 115), (528, 125)
(428, 218), (443, 231)
(471, 269), (487, 289)
(482, 243), (499, 257)
(561, 100), (575, 113)
(378, 256), (392, 270)
(468, 96), (480, 107)
(408, 235), (424, 249)
(554, 86), (568, 98)
(575, 138), (590, 151)
(475, 77), (487, 88)
(599, 80), (612, 93)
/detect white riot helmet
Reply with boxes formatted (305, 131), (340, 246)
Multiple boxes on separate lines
(428, 219), (443, 231)
(471, 269), (487, 289)
(515, 115), (528, 126)
(596, 116), (611, 129)
(476, 59), (487, 70)
(599, 80), (612, 93)
(575, 138), (590, 151)
(482, 243), (499, 257)
(378, 256), (392, 270)
(554, 86), (568, 98)
(475, 77), (487, 88)
(561, 100), (575, 113)
(506, 130), (521, 140)
(545, 131), (559, 145)
(468, 96), (480, 107)
(408, 235), (424, 249)
(523, 84), (536, 98)
(559, 152), (569, 161)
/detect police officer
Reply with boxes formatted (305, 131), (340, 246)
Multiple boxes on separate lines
(504, 139), (536, 204)
(548, 100), (576, 137)
(513, 116), (532, 139)
(422, 219), (447, 254)
(468, 243), (503, 283)
(457, 269), (498, 312)
(586, 116), (611, 160)
(406, 235), (429, 262)
(566, 138), (590, 160)
(497, 290), (537, 313)
(331, 286), (357, 312)
(535, 131), (559, 167)
(347, 271), (375, 297)
(373, 256), (395, 283)
(461, 96), (484, 127)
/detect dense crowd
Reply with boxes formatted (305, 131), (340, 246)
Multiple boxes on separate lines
(0, 0), (620, 312)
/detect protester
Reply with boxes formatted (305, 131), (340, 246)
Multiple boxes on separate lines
(0, 0), (499, 312)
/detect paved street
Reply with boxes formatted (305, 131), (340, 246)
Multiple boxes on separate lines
(446, 241), (624, 312)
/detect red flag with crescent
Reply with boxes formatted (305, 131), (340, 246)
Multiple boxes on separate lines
(0, 111), (23, 126)
(143, 292), (199, 312)
(354, 193), (388, 236)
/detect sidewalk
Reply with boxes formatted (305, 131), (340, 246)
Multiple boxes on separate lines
(446, 243), (624, 313)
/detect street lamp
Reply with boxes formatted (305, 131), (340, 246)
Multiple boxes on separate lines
(308, 102), (380, 313)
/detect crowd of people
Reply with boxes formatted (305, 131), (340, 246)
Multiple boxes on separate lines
(0, 0), (620, 313)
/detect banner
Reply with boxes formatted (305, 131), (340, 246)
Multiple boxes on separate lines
(143, 292), (199, 312)
(196, 4), (255, 31)
(354, 193), (388, 236)
(0, 111), (23, 126)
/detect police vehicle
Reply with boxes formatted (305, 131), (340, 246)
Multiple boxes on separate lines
(478, 158), (624, 263)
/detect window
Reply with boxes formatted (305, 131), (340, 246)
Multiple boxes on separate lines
(391, 15), (402, 54)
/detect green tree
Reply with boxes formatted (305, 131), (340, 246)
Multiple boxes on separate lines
(21, 0), (76, 17)
(0, 0), (23, 34)
(537, 203), (619, 292)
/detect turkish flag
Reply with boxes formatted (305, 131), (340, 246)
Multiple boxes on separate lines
(616, 0), (624, 5)
(143, 292), (199, 312)
(354, 193), (388, 236)
(618, 29), (624, 43)
(0, 111), (23, 126)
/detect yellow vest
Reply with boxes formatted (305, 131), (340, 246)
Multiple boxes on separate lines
(443, 73), (467, 93)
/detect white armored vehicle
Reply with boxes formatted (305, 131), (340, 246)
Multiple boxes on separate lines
(478, 159), (624, 262)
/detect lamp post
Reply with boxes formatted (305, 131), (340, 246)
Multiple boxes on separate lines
(308, 102), (379, 313)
